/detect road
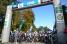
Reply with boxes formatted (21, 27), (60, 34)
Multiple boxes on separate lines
(0, 42), (45, 44)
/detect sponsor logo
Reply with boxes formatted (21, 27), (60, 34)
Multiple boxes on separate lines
(57, 14), (63, 20)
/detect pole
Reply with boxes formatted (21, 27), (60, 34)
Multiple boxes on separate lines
(53, 0), (65, 44)
(1, 5), (12, 43)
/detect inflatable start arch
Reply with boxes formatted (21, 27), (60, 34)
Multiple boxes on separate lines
(1, 0), (65, 44)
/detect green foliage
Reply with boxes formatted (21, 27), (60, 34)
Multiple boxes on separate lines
(38, 26), (43, 31)
(44, 27), (48, 31)
(0, 0), (35, 32)
(11, 9), (35, 32)
(32, 24), (37, 32)
(21, 9), (35, 32)
(38, 26), (50, 32)
(0, 0), (12, 14)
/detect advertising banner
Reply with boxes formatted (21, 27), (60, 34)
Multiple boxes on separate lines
(56, 13), (64, 23)
(55, 5), (64, 23)
(41, 0), (52, 3)
(17, 0), (41, 8)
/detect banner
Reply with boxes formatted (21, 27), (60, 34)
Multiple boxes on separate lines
(55, 5), (64, 23)
(17, 0), (41, 8)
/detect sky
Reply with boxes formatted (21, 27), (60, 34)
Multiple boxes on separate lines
(16, 0), (67, 30)
(32, 5), (55, 30)
(32, 0), (67, 30)
(61, 0), (67, 6)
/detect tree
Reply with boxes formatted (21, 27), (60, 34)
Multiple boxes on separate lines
(38, 26), (44, 31)
(32, 24), (37, 32)
(0, 0), (35, 32)
(43, 26), (49, 33)
(0, 0), (12, 14)
(11, 11), (20, 31)
(22, 9), (35, 32)
(12, 9), (35, 32)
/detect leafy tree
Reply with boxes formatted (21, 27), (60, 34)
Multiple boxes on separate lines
(32, 24), (38, 32)
(12, 9), (35, 32)
(44, 26), (50, 33)
(0, 0), (12, 14)
(12, 11), (20, 30)
(0, 0), (35, 32)
(22, 9), (35, 32)
(38, 26), (44, 31)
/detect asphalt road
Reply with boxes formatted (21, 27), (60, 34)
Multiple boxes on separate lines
(0, 42), (45, 44)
